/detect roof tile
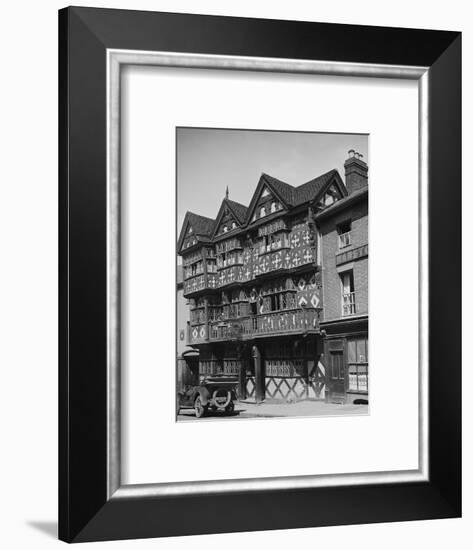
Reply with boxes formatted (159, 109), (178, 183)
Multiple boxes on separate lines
(293, 169), (339, 206)
(261, 173), (295, 205)
(226, 199), (248, 225)
(187, 212), (215, 236)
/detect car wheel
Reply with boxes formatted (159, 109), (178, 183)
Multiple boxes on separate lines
(225, 401), (235, 415)
(194, 396), (207, 418)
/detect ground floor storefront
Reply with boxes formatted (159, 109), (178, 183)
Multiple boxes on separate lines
(179, 317), (368, 405)
(321, 316), (369, 404)
(195, 335), (326, 403)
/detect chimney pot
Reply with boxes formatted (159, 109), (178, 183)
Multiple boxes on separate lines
(344, 150), (368, 194)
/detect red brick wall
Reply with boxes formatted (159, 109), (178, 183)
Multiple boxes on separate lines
(319, 198), (368, 321)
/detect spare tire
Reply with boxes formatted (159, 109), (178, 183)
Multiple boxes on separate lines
(212, 388), (231, 409)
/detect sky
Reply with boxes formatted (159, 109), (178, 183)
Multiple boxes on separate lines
(177, 128), (368, 232)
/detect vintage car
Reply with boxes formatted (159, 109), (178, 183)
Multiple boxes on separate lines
(177, 371), (238, 418)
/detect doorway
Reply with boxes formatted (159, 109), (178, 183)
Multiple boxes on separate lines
(328, 350), (346, 403)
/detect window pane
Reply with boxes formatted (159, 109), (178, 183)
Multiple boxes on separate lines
(348, 365), (358, 390)
(341, 272), (351, 293)
(358, 372), (368, 391)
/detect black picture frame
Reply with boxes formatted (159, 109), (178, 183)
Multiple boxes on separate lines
(59, 6), (461, 543)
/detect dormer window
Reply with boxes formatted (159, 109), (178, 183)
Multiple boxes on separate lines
(271, 202), (277, 213)
(260, 206), (266, 217)
(223, 225), (228, 233)
(231, 221), (237, 229)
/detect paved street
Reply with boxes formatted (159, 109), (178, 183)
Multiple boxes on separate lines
(177, 399), (368, 421)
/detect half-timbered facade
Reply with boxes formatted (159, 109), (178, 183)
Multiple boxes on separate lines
(177, 151), (368, 403)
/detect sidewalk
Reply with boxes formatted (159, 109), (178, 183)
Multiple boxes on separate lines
(178, 399), (368, 421)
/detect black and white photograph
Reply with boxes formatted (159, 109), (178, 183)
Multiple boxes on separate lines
(1, 2), (464, 548)
(176, 128), (369, 420)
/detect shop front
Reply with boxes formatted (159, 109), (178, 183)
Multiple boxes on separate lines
(322, 317), (368, 404)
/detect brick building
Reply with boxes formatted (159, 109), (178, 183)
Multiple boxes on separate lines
(177, 150), (368, 404)
(317, 151), (369, 403)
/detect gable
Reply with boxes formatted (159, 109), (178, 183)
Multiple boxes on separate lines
(215, 205), (239, 236)
(247, 176), (290, 224)
(179, 219), (199, 252)
(177, 211), (214, 253)
(251, 191), (284, 222)
(316, 179), (346, 209)
(212, 198), (248, 238)
(322, 183), (342, 206)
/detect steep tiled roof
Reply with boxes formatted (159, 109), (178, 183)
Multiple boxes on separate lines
(226, 199), (248, 225)
(186, 212), (215, 236)
(261, 173), (296, 206)
(179, 167), (347, 253)
(293, 169), (340, 206)
(260, 169), (342, 208)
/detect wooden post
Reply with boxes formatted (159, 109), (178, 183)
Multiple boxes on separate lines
(204, 297), (209, 341)
(252, 345), (264, 403)
(238, 358), (247, 400)
(235, 340), (246, 400)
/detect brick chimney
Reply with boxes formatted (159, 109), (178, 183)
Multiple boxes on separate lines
(344, 149), (368, 194)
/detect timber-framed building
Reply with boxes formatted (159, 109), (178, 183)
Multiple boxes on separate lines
(177, 151), (368, 404)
